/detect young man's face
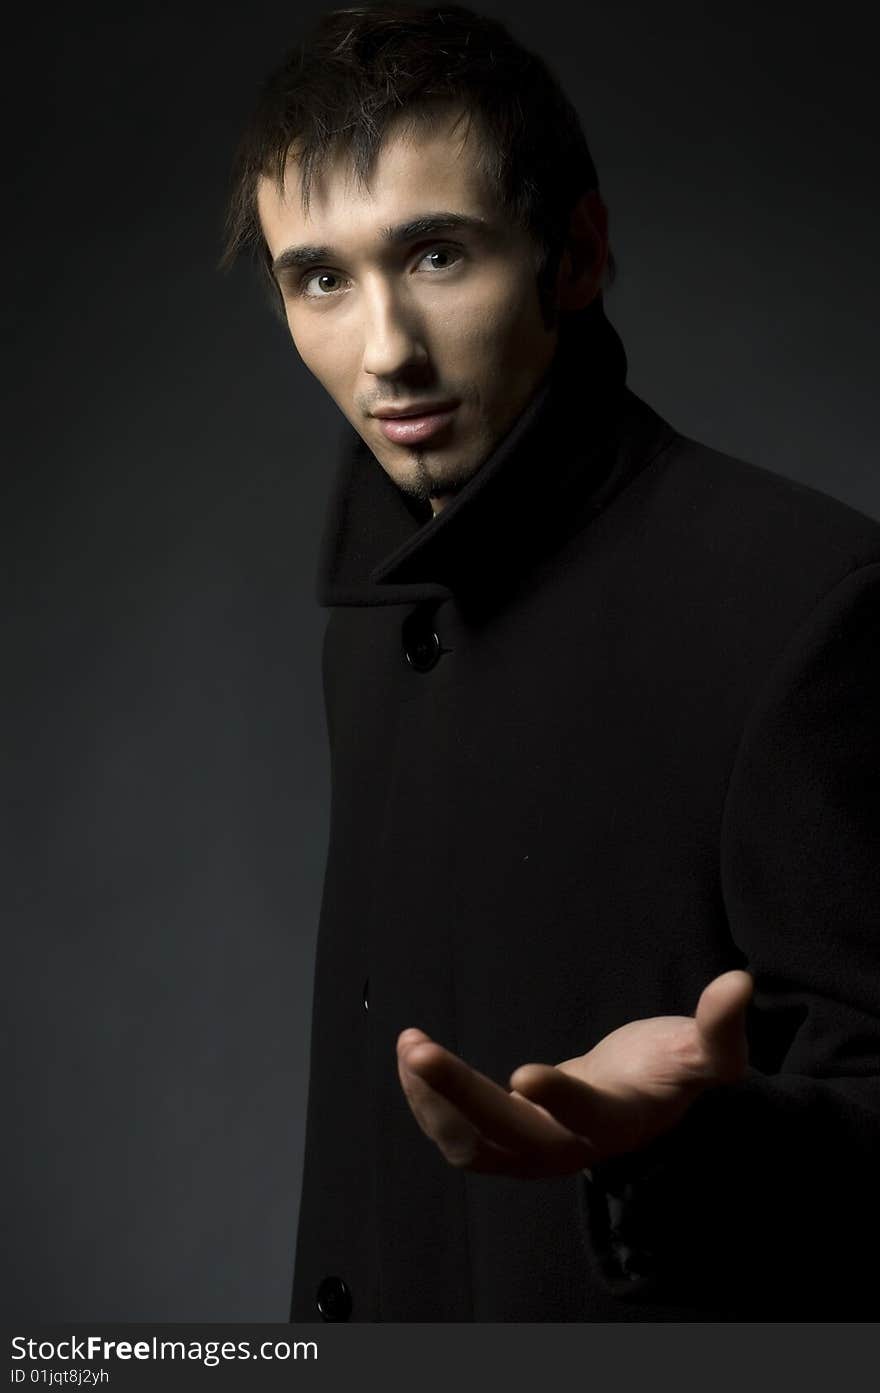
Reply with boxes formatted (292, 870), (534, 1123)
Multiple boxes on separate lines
(256, 109), (561, 512)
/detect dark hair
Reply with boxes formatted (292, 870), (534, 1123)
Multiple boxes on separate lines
(219, 3), (617, 323)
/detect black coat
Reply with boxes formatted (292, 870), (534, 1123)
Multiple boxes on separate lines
(289, 300), (880, 1322)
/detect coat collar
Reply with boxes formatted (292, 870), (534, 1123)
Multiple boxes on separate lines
(317, 298), (677, 610)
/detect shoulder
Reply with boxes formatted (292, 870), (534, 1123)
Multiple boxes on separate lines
(612, 399), (880, 610)
(583, 395), (880, 669)
(652, 422), (880, 566)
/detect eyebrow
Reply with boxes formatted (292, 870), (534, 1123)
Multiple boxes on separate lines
(270, 212), (492, 281)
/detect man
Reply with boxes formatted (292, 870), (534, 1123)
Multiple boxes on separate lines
(221, 4), (880, 1320)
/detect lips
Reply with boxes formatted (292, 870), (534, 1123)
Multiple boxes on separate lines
(375, 405), (458, 445)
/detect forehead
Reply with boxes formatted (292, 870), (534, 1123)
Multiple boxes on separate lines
(256, 108), (500, 253)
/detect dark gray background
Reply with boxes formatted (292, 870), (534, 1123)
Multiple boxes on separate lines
(5, 0), (878, 1321)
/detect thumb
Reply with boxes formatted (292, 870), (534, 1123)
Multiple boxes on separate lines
(694, 969), (753, 1082)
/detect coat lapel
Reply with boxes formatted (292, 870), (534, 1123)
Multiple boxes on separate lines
(317, 298), (675, 609)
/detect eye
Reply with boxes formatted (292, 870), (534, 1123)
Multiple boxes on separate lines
(300, 270), (346, 299)
(416, 246), (463, 272)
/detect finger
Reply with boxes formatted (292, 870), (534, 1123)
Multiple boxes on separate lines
(401, 1058), (590, 1170)
(397, 1043), (486, 1164)
(508, 1063), (631, 1147)
(400, 1038), (594, 1161)
(398, 1027), (431, 1049)
(397, 1045), (592, 1174)
(695, 970), (753, 1080)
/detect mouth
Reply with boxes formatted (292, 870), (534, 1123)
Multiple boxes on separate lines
(374, 403), (459, 445)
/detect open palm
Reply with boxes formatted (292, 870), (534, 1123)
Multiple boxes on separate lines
(397, 970), (753, 1179)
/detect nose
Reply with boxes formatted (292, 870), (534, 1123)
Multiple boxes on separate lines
(361, 281), (429, 380)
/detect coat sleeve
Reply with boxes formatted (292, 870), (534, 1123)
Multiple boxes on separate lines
(580, 558), (880, 1319)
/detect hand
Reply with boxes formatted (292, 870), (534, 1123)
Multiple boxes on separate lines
(396, 970), (753, 1179)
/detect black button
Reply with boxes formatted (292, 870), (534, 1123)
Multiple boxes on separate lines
(402, 612), (441, 672)
(362, 976), (369, 1012)
(316, 1274), (352, 1322)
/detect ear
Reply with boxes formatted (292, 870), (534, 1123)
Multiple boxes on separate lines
(555, 189), (609, 313)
